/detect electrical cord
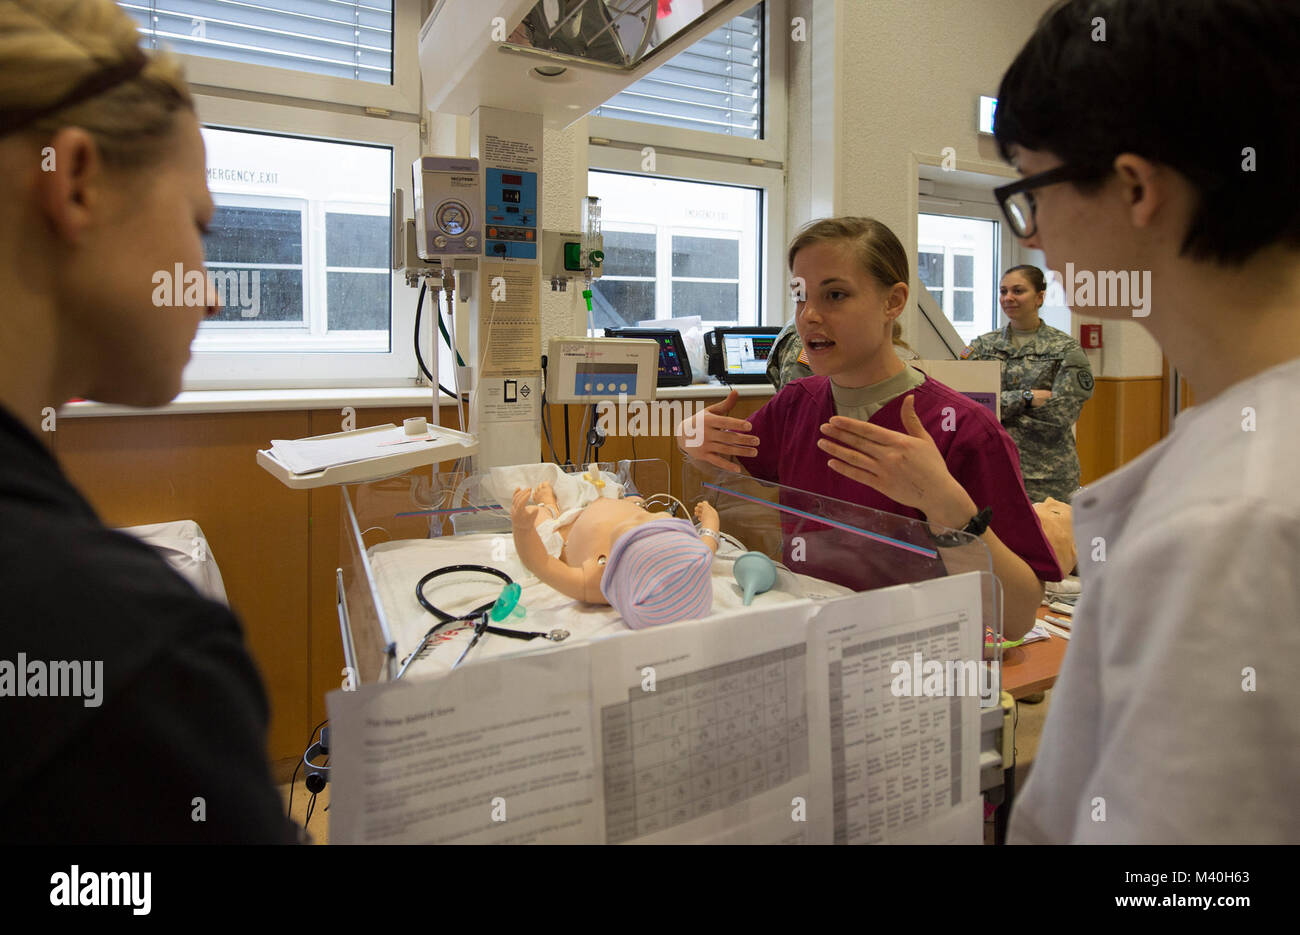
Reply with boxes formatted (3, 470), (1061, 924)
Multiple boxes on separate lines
(540, 355), (562, 466)
(287, 718), (329, 820)
(579, 404), (592, 465)
(438, 288), (465, 369)
(563, 404), (572, 468)
(414, 280), (466, 400)
(442, 274), (467, 435)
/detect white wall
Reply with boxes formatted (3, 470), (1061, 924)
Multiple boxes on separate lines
(784, 0), (1162, 378)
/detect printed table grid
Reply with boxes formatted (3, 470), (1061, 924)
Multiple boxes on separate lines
(829, 618), (965, 844)
(601, 644), (809, 844)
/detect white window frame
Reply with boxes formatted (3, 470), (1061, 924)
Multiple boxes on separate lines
(139, 0), (423, 116)
(184, 92), (422, 389)
(666, 225), (749, 322)
(919, 197), (1009, 335)
(321, 199), (392, 346)
(587, 0), (787, 166)
(948, 247), (977, 325)
(588, 149), (783, 328)
(917, 242), (946, 301)
(200, 192), (309, 333)
(597, 220), (658, 322)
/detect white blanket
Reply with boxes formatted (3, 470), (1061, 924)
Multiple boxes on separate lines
(481, 462), (626, 557)
(367, 532), (851, 681)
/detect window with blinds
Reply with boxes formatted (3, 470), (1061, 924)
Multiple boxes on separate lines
(591, 3), (764, 139)
(120, 1), (394, 86)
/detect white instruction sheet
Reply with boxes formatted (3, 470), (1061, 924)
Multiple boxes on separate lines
(328, 649), (598, 844)
(589, 605), (826, 845)
(328, 572), (987, 844)
(806, 572), (985, 844)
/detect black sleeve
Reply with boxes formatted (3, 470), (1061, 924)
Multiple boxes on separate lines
(10, 610), (299, 844)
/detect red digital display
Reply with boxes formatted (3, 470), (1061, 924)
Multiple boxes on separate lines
(501, 173), (523, 185)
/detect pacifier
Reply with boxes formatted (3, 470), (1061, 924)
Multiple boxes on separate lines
(489, 582), (527, 622)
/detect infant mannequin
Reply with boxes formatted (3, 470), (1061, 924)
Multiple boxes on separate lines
(510, 483), (720, 629)
(1032, 497), (1076, 577)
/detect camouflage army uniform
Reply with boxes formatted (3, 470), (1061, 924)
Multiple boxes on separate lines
(767, 319), (813, 389)
(963, 323), (1094, 502)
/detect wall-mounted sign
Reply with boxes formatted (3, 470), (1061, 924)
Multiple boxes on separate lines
(978, 96), (997, 136)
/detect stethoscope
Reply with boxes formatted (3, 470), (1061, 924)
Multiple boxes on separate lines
(399, 565), (569, 677)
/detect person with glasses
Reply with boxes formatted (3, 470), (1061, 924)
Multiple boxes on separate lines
(0, 0), (296, 842)
(995, 0), (1300, 844)
(962, 264), (1093, 503)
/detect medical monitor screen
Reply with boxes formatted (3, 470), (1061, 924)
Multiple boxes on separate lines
(723, 332), (777, 376)
(603, 329), (692, 386)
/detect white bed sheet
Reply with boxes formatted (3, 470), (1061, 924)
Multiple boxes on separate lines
(367, 532), (853, 680)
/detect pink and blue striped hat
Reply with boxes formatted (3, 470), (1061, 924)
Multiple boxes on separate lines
(600, 518), (715, 630)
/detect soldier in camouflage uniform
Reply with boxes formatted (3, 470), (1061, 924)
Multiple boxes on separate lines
(963, 265), (1094, 503)
(766, 319), (813, 389)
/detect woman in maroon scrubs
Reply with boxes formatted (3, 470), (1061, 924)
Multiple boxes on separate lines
(679, 217), (1058, 638)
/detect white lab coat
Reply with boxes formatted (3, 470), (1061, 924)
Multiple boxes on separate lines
(1010, 357), (1300, 843)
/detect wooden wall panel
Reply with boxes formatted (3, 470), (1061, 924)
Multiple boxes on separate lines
(1075, 377), (1164, 485)
(54, 411), (311, 775)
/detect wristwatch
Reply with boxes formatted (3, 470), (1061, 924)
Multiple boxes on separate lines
(1021, 389), (1035, 405)
(929, 506), (993, 547)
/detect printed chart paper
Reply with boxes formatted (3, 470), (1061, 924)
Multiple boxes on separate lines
(328, 649), (598, 844)
(807, 573), (985, 844)
(328, 573), (988, 844)
(589, 606), (826, 845)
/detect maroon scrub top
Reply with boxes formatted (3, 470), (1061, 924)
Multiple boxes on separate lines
(735, 372), (1062, 592)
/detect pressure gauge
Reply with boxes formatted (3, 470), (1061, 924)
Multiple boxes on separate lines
(437, 200), (470, 236)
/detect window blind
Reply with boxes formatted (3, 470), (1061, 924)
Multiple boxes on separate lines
(120, 1), (394, 85)
(591, 3), (763, 139)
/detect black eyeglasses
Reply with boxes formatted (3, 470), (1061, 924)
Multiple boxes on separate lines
(994, 164), (1110, 239)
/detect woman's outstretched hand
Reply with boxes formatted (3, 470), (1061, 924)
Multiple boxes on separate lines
(816, 394), (976, 528)
(677, 389), (759, 474)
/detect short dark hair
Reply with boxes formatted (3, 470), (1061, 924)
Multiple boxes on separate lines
(1003, 265), (1046, 292)
(994, 0), (1299, 265)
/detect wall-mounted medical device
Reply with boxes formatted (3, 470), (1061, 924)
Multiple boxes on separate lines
(545, 337), (659, 404)
(483, 167), (538, 259)
(413, 156), (482, 260)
